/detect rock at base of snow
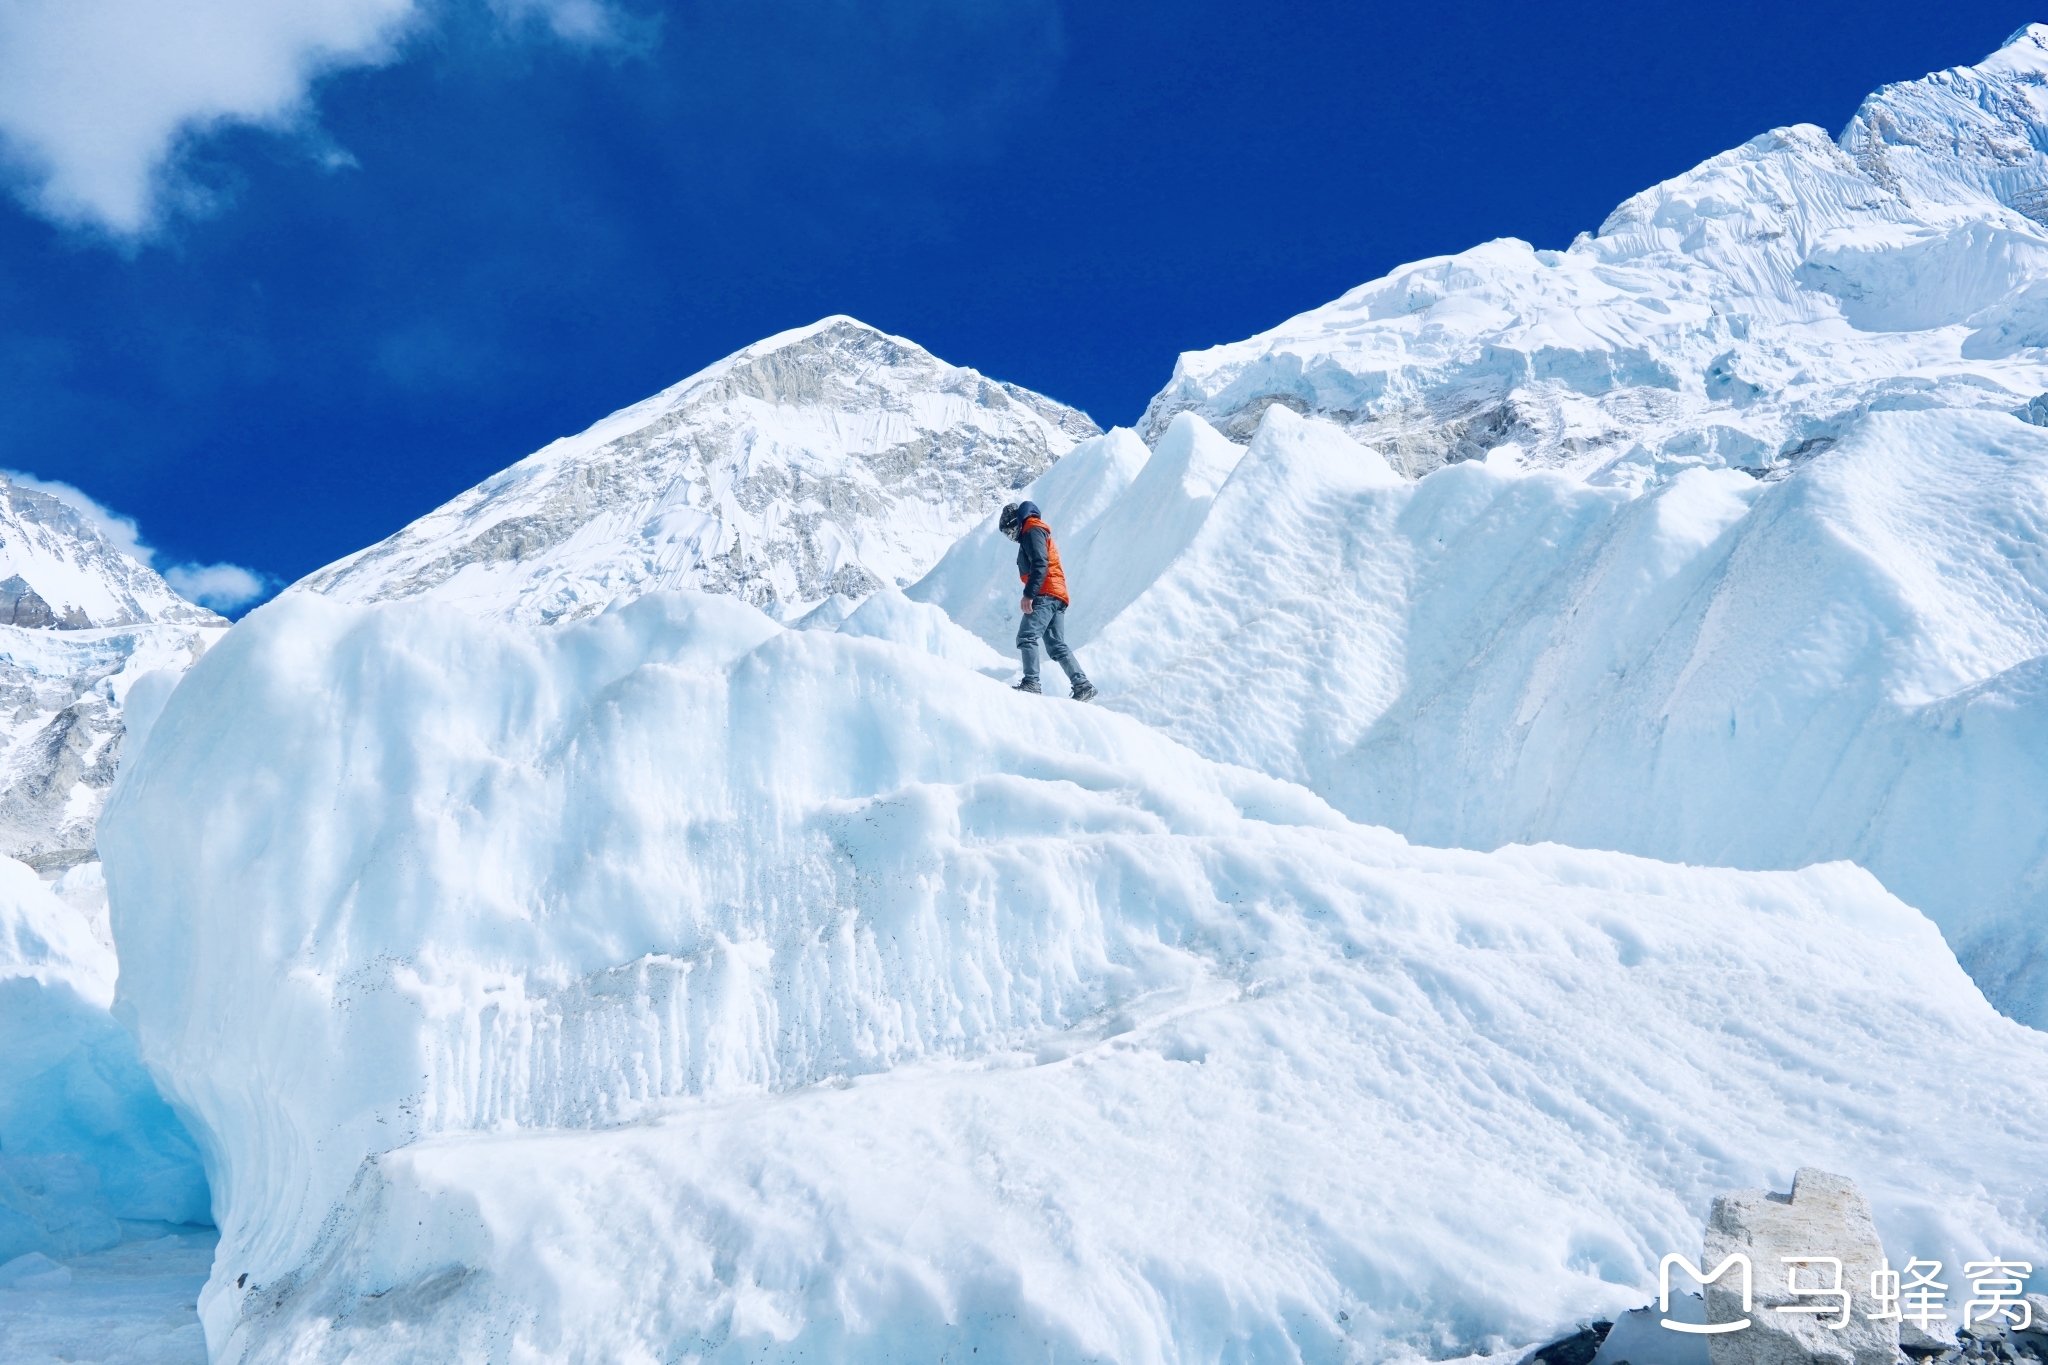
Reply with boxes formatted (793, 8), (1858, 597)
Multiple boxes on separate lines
(1702, 1169), (1897, 1365)
(1529, 1320), (1615, 1365)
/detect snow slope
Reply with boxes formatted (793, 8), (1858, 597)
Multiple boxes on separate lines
(907, 424), (1152, 647)
(0, 856), (209, 1263)
(294, 317), (1098, 624)
(101, 591), (2048, 1363)
(1140, 26), (2048, 484)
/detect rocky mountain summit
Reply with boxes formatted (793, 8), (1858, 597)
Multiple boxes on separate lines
(295, 317), (1099, 624)
(1140, 24), (2048, 483)
(0, 475), (225, 867)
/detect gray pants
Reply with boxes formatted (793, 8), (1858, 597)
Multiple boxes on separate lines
(1017, 596), (1087, 686)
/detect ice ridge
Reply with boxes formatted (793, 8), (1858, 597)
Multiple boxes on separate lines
(1137, 24), (2048, 487)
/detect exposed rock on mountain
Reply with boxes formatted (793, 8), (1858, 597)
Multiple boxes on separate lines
(295, 317), (1099, 624)
(1140, 25), (2048, 483)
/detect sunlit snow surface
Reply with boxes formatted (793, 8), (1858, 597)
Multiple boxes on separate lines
(102, 593), (2048, 1363)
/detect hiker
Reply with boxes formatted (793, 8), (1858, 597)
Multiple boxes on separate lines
(999, 501), (1096, 702)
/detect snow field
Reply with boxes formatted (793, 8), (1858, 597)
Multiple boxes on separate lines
(100, 590), (2048, 1363)
(68, 33), (2048, 1360)
(0, 1227), (216, 1365)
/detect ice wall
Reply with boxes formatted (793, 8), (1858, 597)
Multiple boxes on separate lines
(0, 856), (209, 1261)
(101, 591), (2048, 1363)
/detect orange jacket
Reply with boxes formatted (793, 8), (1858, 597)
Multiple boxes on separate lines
(1017, 516), (1069, 605)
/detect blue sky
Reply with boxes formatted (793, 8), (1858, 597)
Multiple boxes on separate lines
(0, 0), (2029, 610)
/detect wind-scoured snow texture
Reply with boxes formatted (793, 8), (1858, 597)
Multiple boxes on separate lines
(101, 592), (2048, 1363)
(1139, 26), (2048, 483)
(295, 317), (1099, 624)
(988, 401), (2048, 1025)
(0, 856), (209, 1262)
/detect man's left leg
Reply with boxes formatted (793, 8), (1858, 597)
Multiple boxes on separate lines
(1043, 602), (1095, 701)
(1014, 597), (1052, 693)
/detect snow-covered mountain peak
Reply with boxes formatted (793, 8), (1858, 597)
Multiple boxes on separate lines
(1841, 23), (2048, 219)
(0, 476), (220, 630)
(297, 316), (1099, 624)
(1139, 31), (2048, 485)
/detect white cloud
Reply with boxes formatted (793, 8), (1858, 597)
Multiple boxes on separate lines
(164, 561), (268, 611)
(491, 0), (622, 45)
(0, 0), (630, 236)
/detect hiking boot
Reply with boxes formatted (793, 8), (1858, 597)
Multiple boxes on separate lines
(1013, 678), (1043, 694)
(1069, 680), (1098, 703)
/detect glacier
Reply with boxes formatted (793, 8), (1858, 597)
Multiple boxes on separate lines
(0, 474), (225, 866)
(900, 26), (2048, 1029)
(55, 20), (2048, 1365)
(0, 476), (224, 1289)
(100, 591), (2048, 1363)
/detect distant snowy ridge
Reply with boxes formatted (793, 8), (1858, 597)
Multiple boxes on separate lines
(1140, 25), (2048, 484)
(295, 317), (1098, 624)
(0, 474), (225, 864)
